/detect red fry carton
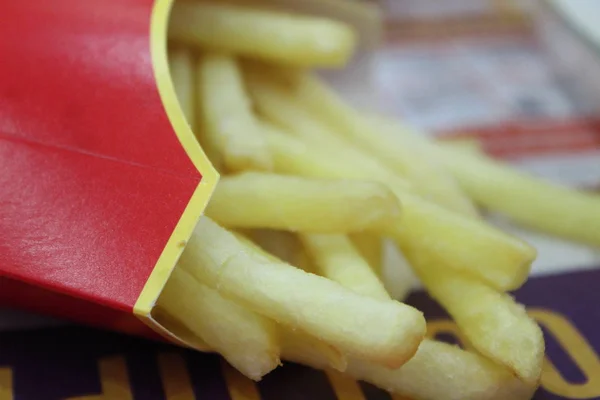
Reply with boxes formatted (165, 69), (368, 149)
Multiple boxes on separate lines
(0, 0), (380, 349)
(0, 0), (383, 348)
(0, 0), (219, 346)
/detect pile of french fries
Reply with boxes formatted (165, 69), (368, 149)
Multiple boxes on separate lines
(156, 1), (600, 399)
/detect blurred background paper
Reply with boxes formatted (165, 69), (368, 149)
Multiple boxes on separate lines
(366, 0), (600, 280)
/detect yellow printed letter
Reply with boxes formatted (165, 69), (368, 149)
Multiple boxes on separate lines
(67, 356), (133, 400)
(158, 353), (195, 400)
(530, 309), (600, 399)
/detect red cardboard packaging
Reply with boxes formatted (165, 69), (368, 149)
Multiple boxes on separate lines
(0, 0), (219, 346)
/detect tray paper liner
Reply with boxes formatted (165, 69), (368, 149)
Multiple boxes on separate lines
(0, 268), (596, 399)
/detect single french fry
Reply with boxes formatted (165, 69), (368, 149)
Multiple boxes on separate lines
(346, 340), (537, 400)
(246, 229), (302, 265)
(156, 267), (280, 381)
(415, 265), (545, 385)
(245, 229), (315, 273)
(242, 58), (305, 87)
(234, 232), (348, 372)
(299, 233), (389, 300)
(197, 53), (271, 172)
(280, 328), (347, 372)
(436, 146), (600, 247)
(291, 74), (476, 215)
(246, 70), (344, 146)
(380, 243), (418, 302)
(205, 172), (402, 233)
(263, 127), (536, 291)
(349, 232), (383, 276)
(359, 114), (478, 216)
(169, 2), (356, 67)
(383, 193), (535, 291)
(151, 307), (213, 353)
(179, 217), (426, 368)
(169, 47), (196, 131)
(257, 119), (412, 191)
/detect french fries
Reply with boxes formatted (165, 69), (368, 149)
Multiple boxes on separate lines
(246, 70), (344, 146)
(158, 271), (348, 376)
(197, 53), (272, 171)
(169, 1), (356, 67)
(151, 308), (212, 353)
(246, 68), (476, 214)
(151, 1), (600, 397)
(246, 76), (414, 190)
(248, 81), (535, 289)
(345, 340), (537, 400)
(349, 232), (384, 276)
(249, 229), (317, 273)
(280, 328), (348, 372)
(245, 229), (302, 264)
(234, 231), (349, 372)
(300, 233), (389, 300)
(282, 73), (478, 216)
(205, 172), (401, 233)
(168, 47), (196, 131)
(180, 217), (426, 368)
(261, 120), (411, 190)
(263, 124), (536, 290)
(415, 266), (545, 385)
(156, 267), (280, 380)
(297, 210), (535, 400)
(383, 195), (536, 291)
(436, 145), (600, 246)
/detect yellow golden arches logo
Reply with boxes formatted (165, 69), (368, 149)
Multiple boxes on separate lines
(65, 356), (133, 400)
(425, 309), (600, 400)
(530, 309), (600, 399)
(0, 368), (12, 400)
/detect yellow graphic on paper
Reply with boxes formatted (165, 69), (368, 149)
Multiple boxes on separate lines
(158, 353), (196, 400)
(19, 309), (595, 400)
(221, 359), (262, 400)
(424, 310), (600, 399)
(532, 309), (600, 399)
(0, 368), (13, 400)
(67, 356), (133, 400)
